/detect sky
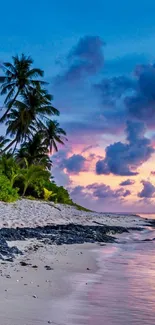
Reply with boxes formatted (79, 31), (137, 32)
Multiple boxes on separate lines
(1, 0), (155, 212)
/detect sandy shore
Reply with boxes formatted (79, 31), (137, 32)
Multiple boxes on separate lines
(0, 199), (147, 324)
(0, 240), (99, 325)
(0, 199), (145, 228)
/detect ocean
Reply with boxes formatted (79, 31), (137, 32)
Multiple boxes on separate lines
(72, 213), (155, 324)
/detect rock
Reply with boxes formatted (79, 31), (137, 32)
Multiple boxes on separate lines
(86, 268), (90, 270)
(44, 265), (53, 271)
(32, 295), (37, 298)
(0, 222), (144, 262)
(20, 261), (30, 266)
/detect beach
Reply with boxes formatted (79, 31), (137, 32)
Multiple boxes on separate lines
(0, 241), (99, 325)
(0, 199), (149, 325)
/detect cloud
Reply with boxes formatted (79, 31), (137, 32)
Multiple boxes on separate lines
(138, 180), (155, 198)
(104, 53), (149, 75)
(70, 183), (131, 207)
(86, 183), (131, 199)
(91, 63), (155, 137)
(119, 179), (135, 186)
(55, 35), (105, 83)
(62, 154), (87, 174)
(96, 120), (154, 176)
(125, 64), (155, 125)
(94, 75), (136, 106)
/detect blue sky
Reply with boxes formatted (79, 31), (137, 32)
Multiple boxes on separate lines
(1, 0), (155, 212)
(1, 0), (155, 72)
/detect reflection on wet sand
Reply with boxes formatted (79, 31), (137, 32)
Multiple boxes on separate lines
(70, 226), (155, 325)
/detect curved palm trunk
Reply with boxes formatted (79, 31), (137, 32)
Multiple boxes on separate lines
(12, 140), (18, 154)
(0, 88), (20, 122)
(22, 183), (28, 197)
(1, 138), (17, 154)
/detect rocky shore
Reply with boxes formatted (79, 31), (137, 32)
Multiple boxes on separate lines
(0, 199), (152, 325)
(0, 199), (147, 261)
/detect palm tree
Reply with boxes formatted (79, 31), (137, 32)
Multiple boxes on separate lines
(16, 132), (52, 169)
(41, 120), (67, 154)
(0, 136), (9, 153)
(21, 159), (50, 196)
(0, 54), (47, 122)
(2, 88), (59, 152)
(0, 155), (21, 187)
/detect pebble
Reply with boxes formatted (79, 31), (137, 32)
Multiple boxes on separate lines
(32, 295), (37, 298)
(44, 265), (53, 271)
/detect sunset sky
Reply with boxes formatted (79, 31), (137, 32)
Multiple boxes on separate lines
(1, 0), (155, 212)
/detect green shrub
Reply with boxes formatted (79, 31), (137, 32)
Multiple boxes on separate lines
(43, 187), (56, 201)
(0, 174), (19, 202)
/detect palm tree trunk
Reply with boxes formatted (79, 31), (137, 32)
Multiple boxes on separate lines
(22, 183), (28, 197)
(1, 138), (17, 154)
(0, 89), (20, 122)
(12, 140), (18, 154)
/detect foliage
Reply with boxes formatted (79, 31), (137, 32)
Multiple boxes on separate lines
(0, 155), (21, 187)
(0, 173), (19, 202)
(16, 133), (52, 169)
(0, 54), (47, 123)
(72, 203), (93, 212)
(0, 54), (83, 208)
(21, 159), (50, 196)
(41, 120), (67, 154)
(43, 188), (56, 201)
(43, 182), (73, 204)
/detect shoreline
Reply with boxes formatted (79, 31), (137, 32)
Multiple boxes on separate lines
(0, 242), (100, 325)
(0, 198), (148, 261)
(0, 199), (152, 324)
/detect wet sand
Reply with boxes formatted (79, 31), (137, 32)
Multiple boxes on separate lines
(0, 241), (99, 325)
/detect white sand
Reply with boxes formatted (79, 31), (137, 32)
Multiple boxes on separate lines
(0, 199), (146, 324)
(0, 241), (99, 325)
(0, 198), (145, 228)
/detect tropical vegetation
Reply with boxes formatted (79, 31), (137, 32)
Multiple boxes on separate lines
(0, 54), (73, 204)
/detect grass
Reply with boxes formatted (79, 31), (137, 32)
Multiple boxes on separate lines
(72, 202), (93, 212)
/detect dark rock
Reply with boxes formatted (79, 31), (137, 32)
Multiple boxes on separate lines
(0, 223), (143, 261)
(44, 265), (53, 270)
(20, 261), (31, 266)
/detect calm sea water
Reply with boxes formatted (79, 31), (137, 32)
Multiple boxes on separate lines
(73, 213), (155, 325)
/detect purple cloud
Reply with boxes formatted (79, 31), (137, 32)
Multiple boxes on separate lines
(56, 35), (105, 83)
(62, 154), (87, 174)
(70, 183), (131, 209)
(138, 180), (155, 198)
(87, 183), (131, 199)
(125, 64), (155, 125)
(96, 120), (154, 176)
(94, 75), (136, 106)
(120, 179), (135, 186)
